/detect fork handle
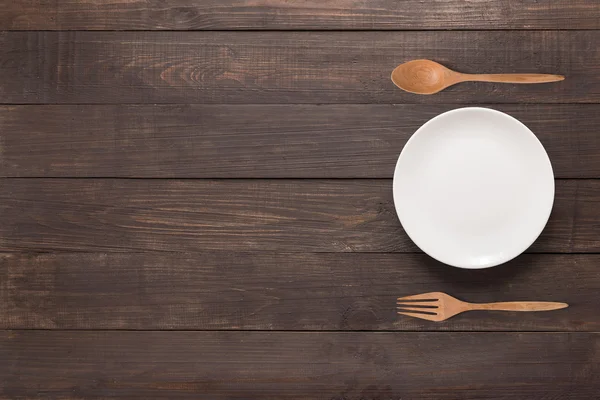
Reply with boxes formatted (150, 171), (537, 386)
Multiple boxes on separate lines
(469, 302), (568, 312)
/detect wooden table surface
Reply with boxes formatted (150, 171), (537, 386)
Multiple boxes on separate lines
(1, 1), (599, 399)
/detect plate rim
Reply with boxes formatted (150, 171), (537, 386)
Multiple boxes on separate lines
(392, 106), (555, 269)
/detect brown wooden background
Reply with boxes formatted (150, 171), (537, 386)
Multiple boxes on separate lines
(1, 1), (599, 399)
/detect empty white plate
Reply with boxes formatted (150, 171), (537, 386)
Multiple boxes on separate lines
(393, 107), (554, 269)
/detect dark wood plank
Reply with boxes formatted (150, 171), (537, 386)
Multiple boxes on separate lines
(2, 104), (599, 179)
(0, 179), (593, 253)
(1, 331), (598, 399)
(0, 31), (596, 104)
(1, 0), (598, 30)
(1, 252), (597, 331)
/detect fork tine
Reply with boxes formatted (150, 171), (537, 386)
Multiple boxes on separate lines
(396, 302), (438, 308)
(397, 311), (438, 321)
(397, 306), (437, 314)
(396, 292), (440, 302)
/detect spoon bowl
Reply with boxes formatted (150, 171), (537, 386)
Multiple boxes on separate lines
(391, 59), (564, 95)
(391, 59), (456, 94)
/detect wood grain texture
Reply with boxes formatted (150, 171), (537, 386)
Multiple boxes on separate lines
(0, 31), (595, 104)
(0, 179), (593, 253)
(1, 0), (599, 30)
(1, 331), (598, 399)
(2, 104), (599, 178)
(1, 252), (597, 331)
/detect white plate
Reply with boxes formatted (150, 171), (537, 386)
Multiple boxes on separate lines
(393, 107), (554, 269)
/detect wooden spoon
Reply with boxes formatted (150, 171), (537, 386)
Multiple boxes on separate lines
(391, 59), (565, 94)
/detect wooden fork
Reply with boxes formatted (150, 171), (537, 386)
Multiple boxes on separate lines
(397, 292), (568, 322)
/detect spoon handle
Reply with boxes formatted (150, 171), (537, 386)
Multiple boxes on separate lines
(463, 73), (564, 84)
(468, 301), (569, 312)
